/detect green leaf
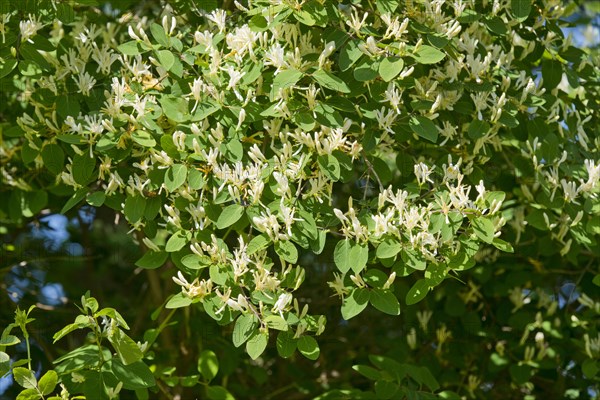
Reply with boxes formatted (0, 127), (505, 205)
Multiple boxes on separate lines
(276, 331), (297, 358)
(118, 41), (146, 55)
(246, 331), (269, 360)
(110, 359), (156, 390)
(402, 249), (427, 271)
(491, 238), (514, 253)
(334, 239), (352, 273)
(181, 254), (211, 270)
(132, 130), (156, 147)
(86, 191), (105, 207)
(0, 352), (10, 379)
(511, 0), (531, 19)
(312, 69), (351, 93)
(379, 58), (404, 82)
(541, 59), (563, 89)
(160, 96), (189, 122)
(275, 240), (298, 264)
(582, 359), (599, 379)
(265, 315), (288, 331)
(56, 3), (75, 23)
(150, 23), (169, 47)
(406, 279), (430, 305)
(472, 217), (495, 244)
(339, 39), (362, 71)
(376, 0), (400, 14)
(38, 370), (58, 395)
(408, 366), (440, 391)
(15, 388), (40, 400)
(109, 328), (144, 365)
(375, 379), (399, 398)
(124, 195), (147, 223)
(135, 251), (168, 269)
(72, 154), (96, 185)
(216, 204), (244, 229)
(53, 319), (91, 343)
(412, 45), (446, 64)
(206, 385), (235, 400)
(247, 234), (270, 255)
(350, 242), (369, 274)
(233, 314), (258, 348)
(376, 239), (402, 259)
(363, 269), (388, 288)
(156, 49), (175, 71)
(61, 188), (88, 214)
(0, 335), (20, 346)
(198, 350), (219, 381)
(409, 116), (438, 143)
(341, 288), (370, 320)
(165, 231), (191, 252)
(354, 59), (379, 81)
(271, 69), (303, 98)
(0, 58), (17, 79)
(41, 143), (65, 175)
(485, 16), (508, 35)
(468, 120), (490, 139)
(165, 292), (193, 309)
(13, 367), (37, 389)
(293, 0), (327, 26)
(164, 164), (187, 192)
(370, 289), (400, 315)
(353, 364), (382, 380)
(318, 154), (340, 181)
(297, 336), (320, 360)
(249, 14), (268, 31)
(509, 364), (532, 384)
(56, 95), (80, 119)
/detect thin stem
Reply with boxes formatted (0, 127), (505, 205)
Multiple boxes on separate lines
(361, 150), (384, 191)
(25, 333), (31, 370)
(265, 383), (298, 400)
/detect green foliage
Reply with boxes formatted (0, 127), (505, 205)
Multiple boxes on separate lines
(0, 0), (599, 398)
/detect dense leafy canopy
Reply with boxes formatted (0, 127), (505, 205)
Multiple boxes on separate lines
(0, 0), (599, 399)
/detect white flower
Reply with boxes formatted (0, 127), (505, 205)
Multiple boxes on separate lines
(224, 65), (246, 90)
(226, 25), (258, 60)
(384, 83), (402, 113)
(358, 36), (382, 56)
(272, 293), (293, 317)
(443, 155), (462, 182)
(318, 41), (336, 67)
(207, 9), (227, 33)
(414, 162), (434, 186)
(91, 44), (119, 74)
(264, 42), (287, 72)
(561, 179), (579, 203)
(346, 9), (368, 34)
(194, 30), (213, 50)
(173, 271), (212, 299)
(162, 15), (177, 36)
(374, 107), (397, 134)
(74, 71), (96, 96)
(172, 130), (187, 152)
(19, 15), (42, 43)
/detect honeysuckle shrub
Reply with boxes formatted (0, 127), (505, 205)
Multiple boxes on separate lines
(0, 0), (599, 398)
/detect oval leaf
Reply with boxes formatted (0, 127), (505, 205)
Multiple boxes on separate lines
(216, 204), (244, 229)
(370, 289), (401, 315)
(246, 331), (269, 360)
(406, 279), (430, 305)
(198, 350), (219, 381)
(341, 288), (370, 320)
(297, 336), (320, 360)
